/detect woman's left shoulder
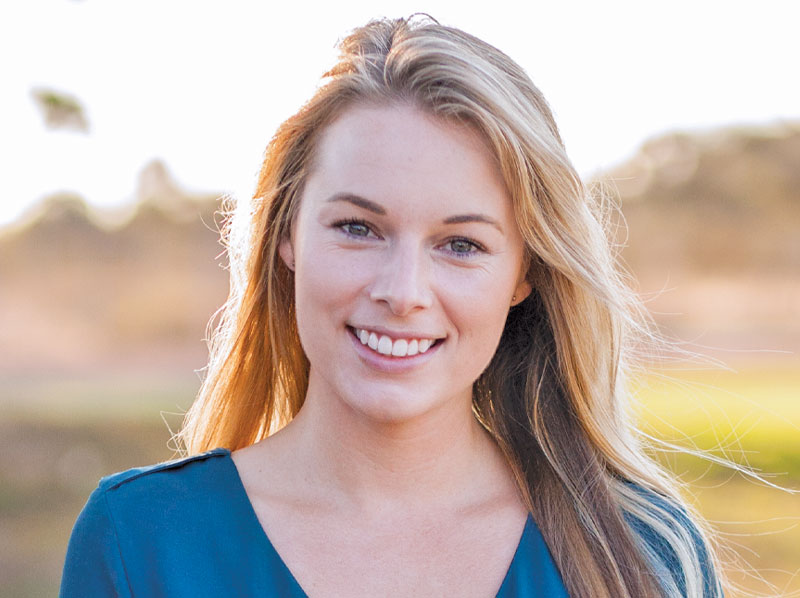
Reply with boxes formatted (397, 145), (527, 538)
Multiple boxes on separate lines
(620, 481), (723, 598)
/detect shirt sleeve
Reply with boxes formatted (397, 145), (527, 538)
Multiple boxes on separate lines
(59, 486), (132, 598)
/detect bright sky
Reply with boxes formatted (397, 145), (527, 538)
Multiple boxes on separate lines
(2, 0), (798, 228)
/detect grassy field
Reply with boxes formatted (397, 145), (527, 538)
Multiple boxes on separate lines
(1, 365), (798, 597)
(633, 364), (800, 597)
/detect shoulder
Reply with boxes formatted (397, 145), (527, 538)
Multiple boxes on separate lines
(89, 447), (241, 533)
(96, 447), (231, 495)
(67, 448), (242, 571)
(61, 448), (269, 597)
(76, 447), (235, 534)
(621, 482), (722, 598)
(62, 449), (232, 596)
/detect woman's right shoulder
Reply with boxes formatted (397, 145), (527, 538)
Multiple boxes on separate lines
(73, 446), (238, 541)
(94, 447), (232, 496)
(78, 446), (241, 531)
(60, 447), (238, 597)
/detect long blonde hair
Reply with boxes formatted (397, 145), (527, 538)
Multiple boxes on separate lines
(179, 16), (722, 598)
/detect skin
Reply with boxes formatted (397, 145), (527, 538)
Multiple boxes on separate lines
(233, 103), (532, 597)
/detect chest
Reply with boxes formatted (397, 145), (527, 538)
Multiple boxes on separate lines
(253, 503), (529, 597)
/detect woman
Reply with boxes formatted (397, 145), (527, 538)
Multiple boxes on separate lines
(61, 16), (723, 598)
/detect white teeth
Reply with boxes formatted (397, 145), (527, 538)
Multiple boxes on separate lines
(391, 339), (408, 356)
(354, 328), (438, 357)
(377, 335), (393, 355)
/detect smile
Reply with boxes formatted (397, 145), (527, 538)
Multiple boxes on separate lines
(350, 327), (442, 357)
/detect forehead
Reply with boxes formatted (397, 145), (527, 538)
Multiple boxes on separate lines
(304, 103), (512, 221)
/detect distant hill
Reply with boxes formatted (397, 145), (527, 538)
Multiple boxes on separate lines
(607, 122), (800, 278)
(0, 161), (227, 377)
(602, 123), (800, 354)
(1, 124), (798, 382)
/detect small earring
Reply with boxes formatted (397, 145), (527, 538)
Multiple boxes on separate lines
(512, 295), (517, 303)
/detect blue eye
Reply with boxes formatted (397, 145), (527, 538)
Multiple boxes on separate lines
(448, 239), (477, 254)
(334, 219), (374, 238)
(444, 238), (485, 258)
(344, 222), (370, 236)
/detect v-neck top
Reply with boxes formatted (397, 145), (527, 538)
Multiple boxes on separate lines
(59, 448), (569, 597)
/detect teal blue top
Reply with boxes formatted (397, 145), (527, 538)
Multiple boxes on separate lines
(60, 448), (721, 597)
(59, 448), (568, 597)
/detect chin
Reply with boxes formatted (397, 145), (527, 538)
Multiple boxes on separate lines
(339, 385), (449, 426)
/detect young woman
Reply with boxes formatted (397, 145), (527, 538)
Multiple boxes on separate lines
(61, 16), (723, 598)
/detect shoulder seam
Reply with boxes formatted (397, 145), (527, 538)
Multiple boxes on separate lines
(102, 448), (230, 491)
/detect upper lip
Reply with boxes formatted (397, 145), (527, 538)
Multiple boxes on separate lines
(348, 324), (445, 341)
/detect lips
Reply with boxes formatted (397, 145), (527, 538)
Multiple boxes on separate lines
(350, 327), (441, 357)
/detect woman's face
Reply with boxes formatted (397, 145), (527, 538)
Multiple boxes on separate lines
(281, 103), (530, 424)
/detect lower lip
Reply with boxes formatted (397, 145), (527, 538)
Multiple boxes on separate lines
(347, 328), (443, 373)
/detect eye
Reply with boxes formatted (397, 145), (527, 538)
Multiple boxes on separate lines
(449, 239), (475, 253)
(333, 219), (376, 239)
(344, 222), (370, 236)
(443, 237), (483, 257)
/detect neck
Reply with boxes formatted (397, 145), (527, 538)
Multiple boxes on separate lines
(272, 375), (510, 517)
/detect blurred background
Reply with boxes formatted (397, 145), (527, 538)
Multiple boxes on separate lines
(1, 1), (798, 596)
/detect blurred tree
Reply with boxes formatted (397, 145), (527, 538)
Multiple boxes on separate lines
(31, 87), (89, 132)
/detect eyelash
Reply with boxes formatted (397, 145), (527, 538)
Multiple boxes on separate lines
(331, 219), (486, 259)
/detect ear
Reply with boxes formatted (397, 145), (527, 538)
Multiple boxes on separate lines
(511, 251), (534, 306)
(278, 236), (295, 271)
(511, 264), (533, 307)
(511, 277), (532, 306)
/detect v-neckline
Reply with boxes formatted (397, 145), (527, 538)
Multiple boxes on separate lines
(220, 447), (532, 597)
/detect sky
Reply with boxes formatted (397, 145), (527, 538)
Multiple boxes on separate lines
(2, 0), (799, 228)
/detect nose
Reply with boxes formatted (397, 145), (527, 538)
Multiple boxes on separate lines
(368, 241), (433, 315)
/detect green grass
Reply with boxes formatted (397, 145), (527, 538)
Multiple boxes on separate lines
(633, 365), (800, 479)
(633, 365), (800, 596)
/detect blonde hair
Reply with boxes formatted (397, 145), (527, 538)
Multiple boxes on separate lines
(179, 16), (722, 598)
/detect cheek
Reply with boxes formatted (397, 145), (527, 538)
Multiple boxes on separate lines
(443, 302), (509, 393)
(437, 264), (516, 318)
(439, 270), (515, 371)
(293, 248), (370, 334)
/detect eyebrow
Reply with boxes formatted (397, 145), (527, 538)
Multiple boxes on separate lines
(443, 213), (504, 234)
(326, 192), (386, 215)
(326, 192), (504, 234)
